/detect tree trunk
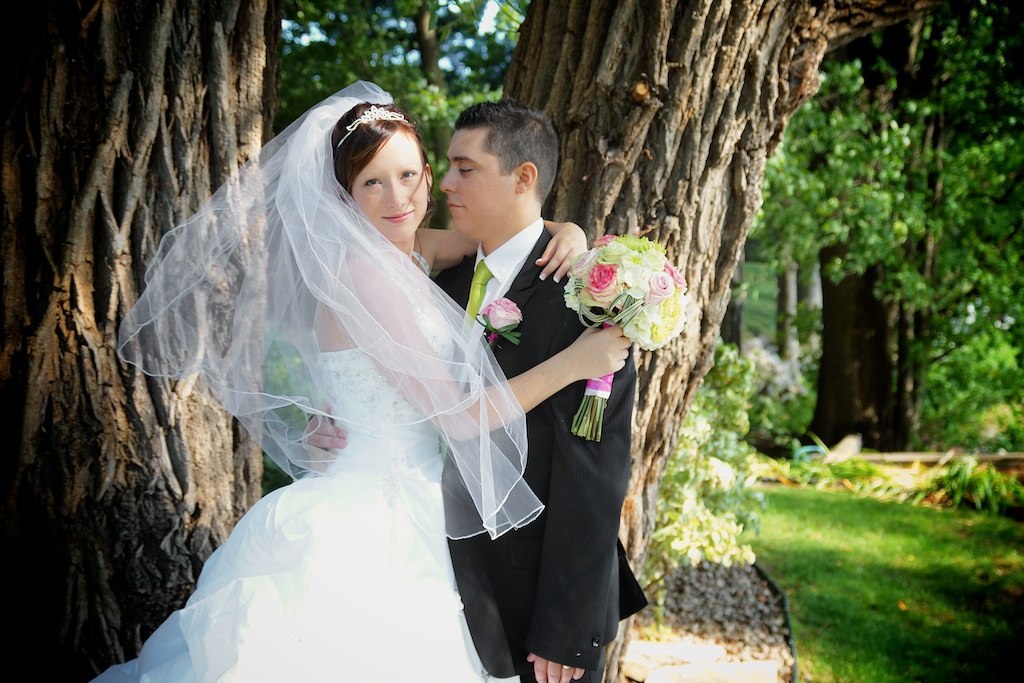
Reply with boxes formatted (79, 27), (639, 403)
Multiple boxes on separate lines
(415, 0), (447, 89)
(1, 0), (282, 677)
(777, 255), (799, 359)
(505, 1), (940, 680)
(813, 15), (944, 453)
(810, 247), (896, 450)
(893, 292), (929, 450)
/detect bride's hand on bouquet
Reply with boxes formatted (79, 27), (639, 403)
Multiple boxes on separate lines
(567, 325), (630, 381)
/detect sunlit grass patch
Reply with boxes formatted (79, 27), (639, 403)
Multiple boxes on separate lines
(747, 486), (1023, 682)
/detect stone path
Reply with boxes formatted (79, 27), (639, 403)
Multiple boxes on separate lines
(623, 562), (795, 683)
(622, 637), (780, 683)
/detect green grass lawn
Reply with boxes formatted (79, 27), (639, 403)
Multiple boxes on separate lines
(746, 485), (1023, 683)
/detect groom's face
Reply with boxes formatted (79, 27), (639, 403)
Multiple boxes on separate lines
(441, 128), (518, 247)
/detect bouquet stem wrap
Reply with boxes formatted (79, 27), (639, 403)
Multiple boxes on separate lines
(572, 323), (614, 441)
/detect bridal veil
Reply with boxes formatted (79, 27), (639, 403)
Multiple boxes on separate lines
(117, 81), (542, 539)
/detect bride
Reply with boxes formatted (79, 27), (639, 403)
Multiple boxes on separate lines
(93, 81), (630, 682)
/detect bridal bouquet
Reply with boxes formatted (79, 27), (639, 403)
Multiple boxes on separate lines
(563, 234), (688, 441)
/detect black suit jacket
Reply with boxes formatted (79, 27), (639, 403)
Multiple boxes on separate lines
(436, 232), (647, 679)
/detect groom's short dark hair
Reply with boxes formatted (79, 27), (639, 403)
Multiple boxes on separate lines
(455, 99), (559, 202)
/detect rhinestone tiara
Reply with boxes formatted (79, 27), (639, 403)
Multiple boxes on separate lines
(336, 105), (408, 148)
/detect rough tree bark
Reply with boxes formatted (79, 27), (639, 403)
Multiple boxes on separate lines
(504, 1), (941, 680)
(1, 0), (282, 678)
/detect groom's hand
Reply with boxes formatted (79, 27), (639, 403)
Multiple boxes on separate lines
(527, 652), (584, 683)
(301, 406), (347, 471)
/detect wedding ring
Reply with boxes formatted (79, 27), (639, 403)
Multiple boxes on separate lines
(562, 665), (571, 669)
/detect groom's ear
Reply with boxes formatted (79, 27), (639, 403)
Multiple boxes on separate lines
(512, 161), (540, 197)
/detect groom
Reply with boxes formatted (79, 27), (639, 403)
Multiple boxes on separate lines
(435, 100), (647, 683)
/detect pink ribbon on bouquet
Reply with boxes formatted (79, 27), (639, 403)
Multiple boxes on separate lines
(571, 322), (616, 441)
(583, 373), (613, 400)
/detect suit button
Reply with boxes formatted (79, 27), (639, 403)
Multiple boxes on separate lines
(592, 637), (601, 647)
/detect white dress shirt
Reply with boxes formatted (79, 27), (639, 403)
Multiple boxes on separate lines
(474, 218), (545, 314)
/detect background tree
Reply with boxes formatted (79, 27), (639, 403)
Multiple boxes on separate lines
(755, 0), (1023, 452)
(1, 1), (282, 678)
(502, 1), (942, 679)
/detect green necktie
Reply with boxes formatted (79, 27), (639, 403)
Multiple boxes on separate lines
(466, 260), (493, 322)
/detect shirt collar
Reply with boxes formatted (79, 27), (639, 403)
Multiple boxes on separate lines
(475, 218), (545, 286)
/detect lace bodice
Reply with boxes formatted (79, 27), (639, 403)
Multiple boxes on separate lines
(318, 349), (429, 429)
(316, 302), (454, 477)
(317, 348), (445, 480)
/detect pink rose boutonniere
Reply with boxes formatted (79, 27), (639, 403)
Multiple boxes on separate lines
(478, 298), (523, 347)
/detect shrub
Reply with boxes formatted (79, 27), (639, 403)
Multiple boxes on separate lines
(756, 451), (1024, 518)
(745, 336), (816, 452)
(918, 329), (1024, 452)
(917, 455), (1024, 515)
(646, 343), (766, 602)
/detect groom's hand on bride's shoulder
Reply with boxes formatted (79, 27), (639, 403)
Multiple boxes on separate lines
(527, 652), (584, 683)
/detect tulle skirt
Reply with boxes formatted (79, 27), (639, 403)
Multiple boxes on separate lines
(93, 455), (487, 682)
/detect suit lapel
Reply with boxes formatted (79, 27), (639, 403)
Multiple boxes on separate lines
(490, 232), (554, 371)
(501, 231), (552, 315)
(439, 255), (475, 309)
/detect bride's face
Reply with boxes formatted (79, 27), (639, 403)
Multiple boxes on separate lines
(350, 131), (432, 249)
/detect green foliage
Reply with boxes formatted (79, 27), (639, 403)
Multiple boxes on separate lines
(277, 1), (516, 127)
(770, 455), (882, 488)
(733, 260), (777, 341)
(758, 450), (1024, 519)
(753, 0), (1024, 450)
(263, 456), (292, 494)
(646, 344), (766, 599)
(919, 328), (1024, 451)
(755, 453), (923, 505)
(743, 338), (816, 450)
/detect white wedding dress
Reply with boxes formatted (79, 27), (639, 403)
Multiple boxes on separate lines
(94, 345), (489, 682)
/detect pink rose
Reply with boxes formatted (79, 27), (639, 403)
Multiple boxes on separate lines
(665, 263), (687, 290)
(593, 234), (616, 247)
(481, 297), (523, 329)
(645, 271), (675, 305)
(585, 263), (619, 303)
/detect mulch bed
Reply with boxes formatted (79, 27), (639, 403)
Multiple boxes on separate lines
(634, 561), (797, 682)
